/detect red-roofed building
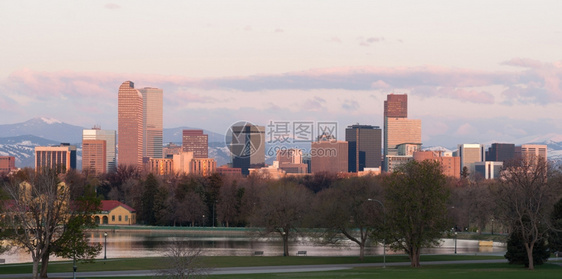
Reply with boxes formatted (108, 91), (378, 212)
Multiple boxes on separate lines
(94, 200), (137, 225)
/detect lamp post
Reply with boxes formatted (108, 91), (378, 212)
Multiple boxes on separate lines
(454, 232), (458, 254)
(104, 232), (108, 260)
(491, 219), (494, 235)
(368, 198), (386, 268)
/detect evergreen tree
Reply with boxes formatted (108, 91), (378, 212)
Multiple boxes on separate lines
(549, 198), (562, 254)
(505, 225), (550, 267)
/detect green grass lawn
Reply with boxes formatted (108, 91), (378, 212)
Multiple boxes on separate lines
(0, 254), (505, 274)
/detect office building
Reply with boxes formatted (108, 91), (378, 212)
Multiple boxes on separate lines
(35, 144), (77, 173)
(182, 130), (208, 158)
(0, 156), (16, 173)
(457, 144), (485, 176)
(384, 118), (421, 170)
(82, 140), (107, 174)
(83, 127), (116, 172)
(384, 93), (408, 118)
(277, 149), (308, 174)
(385, 155), (413, 173)
(413, 151), (461, 178)
(147, 158), (174, 176)
(138, 87), (163, 159)
(191, 158), (216, 176)
(231, 124), (265, 175)
(474, 161), (503, 179)
(311, 140), (348, 174)
(346, 124), (382, 172)
(515, 144), (548, 163)
(118, 81), (144, 167)
(485, 143), (515, 163)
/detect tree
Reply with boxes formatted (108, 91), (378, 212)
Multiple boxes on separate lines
(494, 157), (558, 270)
(2, 169), (101, 279)
(156, 240), (211, 279)
(505, 220), (550, 267)
(383, 160), (450, 267)
(249, 181), (312, 256)
(313, 176), (384, 260)
(549, 197), (562, 254)
(140, 173), (160, 225)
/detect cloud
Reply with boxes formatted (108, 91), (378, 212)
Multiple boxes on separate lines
(329, 37), (342, 43)
(244, 25), (252, 31)
(455, 123), (478, 137)
(104, 3), (121, 9)
(274, 28), (284, 33)
(342, 100), (359, 111)
(302, 96), (326, 111)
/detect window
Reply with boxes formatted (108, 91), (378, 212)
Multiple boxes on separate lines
(112, 215), (115, 221)
(125, 216), (129, 221)
(119, 215), (122, 221)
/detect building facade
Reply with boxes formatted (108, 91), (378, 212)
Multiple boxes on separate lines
(515, 144), (548, 163)
(94, 200), (136, 225)
(485, 143), (515, 163)
(413, 150), (461, 178)
(182, 130), (208, 158)
(147, 158), (174, 175)
(191, 158), (217, 176)
(82, 140), (107, 174)
(83, 127), (116, 172)
(457, 144), (485, 176)
(384, 118), (421, 170)
(346, 124), (382, 172)
(0, 156), (16, 173)
(231, 124), (265, 175)
(35, 144), (77, 173)
(311, 140), (348, 174)
(138, 87), (163, 159)
(384, 93), (408, 118)
(118, 81), (144, 167)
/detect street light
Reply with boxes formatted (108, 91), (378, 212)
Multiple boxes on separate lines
(104, 232), (108, 260)
(454, 232), (458, 254)
(368, 198), (386, 268)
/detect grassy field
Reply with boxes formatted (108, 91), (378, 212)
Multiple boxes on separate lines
(0, 255), (505, 274)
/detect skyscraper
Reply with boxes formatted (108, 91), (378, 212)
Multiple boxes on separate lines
(515, 144), (548, 164)
(138, 87), (163, 159)
(82, 140), (107, 174)
(384, 94), (407, 118)
(346, 124), (382, 172)
(83, 127), (116, 172)
(231, 124), (265, 175)
(311, 140), (348, 174)
(182, 130), (208, 158)
(383, 93), (421, 171)
(0, 156), (16, 174)
(457, 143), (485, 176)
(118, 81), (143, 167)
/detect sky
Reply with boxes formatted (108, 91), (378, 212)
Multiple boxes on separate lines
(1, 0), (561, 148)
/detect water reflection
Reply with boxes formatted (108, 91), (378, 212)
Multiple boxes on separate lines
(1, 230), (506, 264)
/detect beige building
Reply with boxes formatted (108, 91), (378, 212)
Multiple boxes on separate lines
(82, 140), (107, 174)
(147, 158), (174, 175)
(138, 87), (163, 159)
(35, 144), (77, 173)
(385, 155), (414, 173)
(0, 156), (16, 173)
(384, 118), (421, 171)
(457, 144), (485, 176)
(515, 144), (548, 164)
(191, 158), (216, 176)
(94, 200), (136, 225)
(173, 151), (194, 175)
(413, 150), (461, 179)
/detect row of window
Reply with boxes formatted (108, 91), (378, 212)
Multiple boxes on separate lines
(111, 215), (129, 222)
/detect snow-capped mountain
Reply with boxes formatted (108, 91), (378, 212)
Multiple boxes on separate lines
(0, 117), (86, 144)
(0, 135), (59, 167)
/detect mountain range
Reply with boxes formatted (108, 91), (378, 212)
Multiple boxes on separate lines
(1, 117), (561, 168)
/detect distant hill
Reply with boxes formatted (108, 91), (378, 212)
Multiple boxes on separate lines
(0, 117), (85, 144)
(0, 135), (59, 167)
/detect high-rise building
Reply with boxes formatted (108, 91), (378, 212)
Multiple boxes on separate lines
(138, 87), (163, 159)
(311, 140), (348, 174)
(118, 81), (144, 167)
(383, 94), (421, 172)
(35, 144), (77, 173)
(485, 143), (515, 163)
(191, 158), (216, 176)
(0, 156), (16, 173)
(147, 158), (174, 176)
(457, 144), (485, 176)
(231, 124), (265, 175)
(384, 94), (408, 118)
(83, 127), (116, 172)
(346, 124), (382, 172)
(182, 130), (208, 158)
(276, 148), (308, 174)
(82, 140), (107, 174)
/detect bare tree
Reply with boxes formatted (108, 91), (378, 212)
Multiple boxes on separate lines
(494, 156), (560, 270)
(313, 176), (384, 260)
(249, 180), (312, 256)
(383, 160), (450, 267)
(2, 169), (100, 279)
(156, 240), (211, 279)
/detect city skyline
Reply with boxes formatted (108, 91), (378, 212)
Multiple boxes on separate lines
(1, 1), (561, 149)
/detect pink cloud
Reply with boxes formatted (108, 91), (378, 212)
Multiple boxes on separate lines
(455, 123), (478, 136)
(329, 37), (342, 43)
(104, 3), (121, 9)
